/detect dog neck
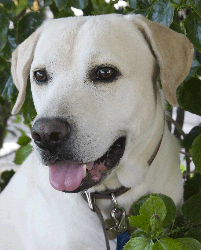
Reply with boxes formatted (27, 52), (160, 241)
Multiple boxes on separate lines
(88, 90), (166, 216)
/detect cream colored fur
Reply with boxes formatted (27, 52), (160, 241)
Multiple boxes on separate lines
(0, 14), (194, 250)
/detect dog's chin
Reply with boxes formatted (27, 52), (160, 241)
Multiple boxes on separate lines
(47, 136), (126, 193)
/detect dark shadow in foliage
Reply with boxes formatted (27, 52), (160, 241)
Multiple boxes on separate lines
(0, 169), (15, 192)
(184, 173), (201, 201)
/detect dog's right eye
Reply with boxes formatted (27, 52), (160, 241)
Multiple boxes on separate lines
(34, 70), (48, 84)
(89, 65), (120, 83)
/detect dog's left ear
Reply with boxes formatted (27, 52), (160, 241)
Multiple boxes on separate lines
(11, 29), (42, 115)
(11, 19), (53, 115)
(126, 14), (194, 106)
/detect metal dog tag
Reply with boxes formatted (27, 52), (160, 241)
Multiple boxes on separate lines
(105, 219), (118, 240)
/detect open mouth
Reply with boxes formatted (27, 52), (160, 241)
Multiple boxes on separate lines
(49, 137), (126, 193)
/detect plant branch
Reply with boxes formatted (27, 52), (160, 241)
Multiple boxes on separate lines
(0, 150), (17, 159)
(174, 107), (185, 140)
(185, 148), (191, 181)
(180, 151), (191, 158)
(183, 170), (198, 178)
(168, 116), (186, 138)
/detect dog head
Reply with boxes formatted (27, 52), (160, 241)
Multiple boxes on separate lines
(11, 14), (193, 193)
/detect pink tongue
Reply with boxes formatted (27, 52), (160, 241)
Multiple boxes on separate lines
(49, 163), (84, 191)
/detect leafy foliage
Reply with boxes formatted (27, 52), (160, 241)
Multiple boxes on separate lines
(14, 128), (32, 164)
(177, 78), (201, 116)
(124, 194), (201, 250)
(0, 1), (201, 250)
(147, 0), (174, 27)
(184, 12), (201, 52)
(0, 169), (15, 192)
(182, 192), (201, 225)
(191, 134), (201, 175)
(184, 172), (201, 201)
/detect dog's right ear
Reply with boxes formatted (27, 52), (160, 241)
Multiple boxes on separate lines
(126, 14), (194, 106)
(11, 26), (43, 115)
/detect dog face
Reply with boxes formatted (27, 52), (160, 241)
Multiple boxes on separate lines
(11, 14), (194, 193)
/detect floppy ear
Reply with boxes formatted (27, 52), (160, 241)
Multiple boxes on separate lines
(127, 14), (194, 106)
(11, 27), (43, 115)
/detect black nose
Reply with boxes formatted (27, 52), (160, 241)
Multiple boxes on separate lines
(31, 118), (70, 149)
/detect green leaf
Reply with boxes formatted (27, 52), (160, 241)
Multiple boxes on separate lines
(0, 0), (13, 9)
(131, 229), (150, 238)
(184, 59), (201, 82)
(131, 193), (176, 227)
(54, 0), (68, 11)
(44, 0), (53, 7)
(18, 128), (26, 137)
(130, 0), (137, 8)
(183, 12), (201, 52)
(169, 21), (182, 33)
(140, 196), (167, 223)
(123, 237), (153, 250)
(180, 164), (185, 174)
(0, 13), (9, 51)
(152, 238), (182, 250)
(0, 30), (17, 61)
(184, 173), (201, 201)
(152, 241), (164, 250)
(129, 214), (150, 233)
(20, 80), (37, 125)
(133, 7), (150, 16)
(131, 194), (151, 215)
(133, 0), (151, 17)
(0, 68), (10, 93)
(129, 196), (167, 235)
(16, 0), (28, 16)
(182, 125), (201, 150)
(185, 228), (201, 243)
(14, 144), (32, 165)
(0, 170), (15, 190)
(90, 0), (116, 15)
(0, 57), (9, 72)
(17, 135), (31, 146)
(137, 0), (151, 9)
(71, 0), (88, 10)
(182, 192), (201, 224)
(176, 238), (201, 250)
(28, 0), (35, 5)
(192, 134), (201, 174)
(177, 77), (201, 116)
(0, 170), (15, 192)
(147, 0), (174, 27)
(17, 12), (43, 43)
(14, 114), (22, 124)
(2, 75), (16, 100)
(150, 215), (162, 232)
(155, 193), (176, 227)
(195, 49), (201, 64)
(190, 0), (201, 17)
(1, 169), (15, 182)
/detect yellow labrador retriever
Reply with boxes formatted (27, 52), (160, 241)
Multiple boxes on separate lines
(0, 14), (193, 250)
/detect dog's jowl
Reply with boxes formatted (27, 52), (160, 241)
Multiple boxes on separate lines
(0, 14), (194, 250)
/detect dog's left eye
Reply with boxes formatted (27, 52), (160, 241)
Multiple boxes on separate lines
(34, 70), (48, 84)
(96, 67), (118, 82)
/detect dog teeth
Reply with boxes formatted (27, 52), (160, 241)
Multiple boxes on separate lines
(83, 164), (87, 178)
